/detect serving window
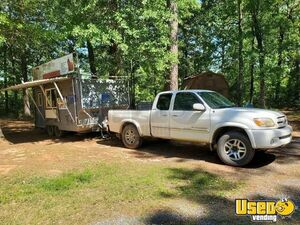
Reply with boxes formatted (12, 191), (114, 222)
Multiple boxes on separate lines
(45, 88), (57, 108)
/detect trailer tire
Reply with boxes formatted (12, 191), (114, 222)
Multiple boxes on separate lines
(54, 126), (64, 138)
(122, 124), (142, 149)
(46, 126), (54, 137)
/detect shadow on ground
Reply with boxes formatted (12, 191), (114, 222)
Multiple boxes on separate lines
(0, 120), (101, 144)
(143, 167), (300, 225)
(2, 119), (299, 169)
(99, 137), (277, 169)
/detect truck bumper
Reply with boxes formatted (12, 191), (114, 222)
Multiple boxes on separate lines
(249, 125), (292, 149)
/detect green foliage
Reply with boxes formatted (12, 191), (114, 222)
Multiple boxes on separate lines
(0, 0), (299, 111)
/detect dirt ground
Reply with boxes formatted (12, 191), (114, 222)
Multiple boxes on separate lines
(0, 118), (300, 224)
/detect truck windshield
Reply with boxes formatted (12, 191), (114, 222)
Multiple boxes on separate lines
(198, 92), (235, 109)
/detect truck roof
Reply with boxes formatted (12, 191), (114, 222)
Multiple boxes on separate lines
(158, 89), (215, 95)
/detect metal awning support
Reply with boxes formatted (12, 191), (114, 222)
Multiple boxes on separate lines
(1, 77), (71, 91)
(53, 82), (75, 123)
(28, 91), (45, 120)
(38, 84), (60, 122)
(39, 85), (52, 108)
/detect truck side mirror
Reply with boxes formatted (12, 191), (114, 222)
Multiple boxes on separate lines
(193, 103), (205, 111)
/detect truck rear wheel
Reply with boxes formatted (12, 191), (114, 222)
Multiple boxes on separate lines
(217, 131), (254, 166)
(122, 124), (142, 149)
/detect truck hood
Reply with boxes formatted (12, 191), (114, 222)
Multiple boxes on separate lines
(220, 107), (284, 117)
(213, 107), (286, 129)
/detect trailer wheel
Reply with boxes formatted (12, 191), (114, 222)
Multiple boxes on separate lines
(54, 126), (64, 138)
(217, 131), (254, 166)
(122, 124), (142, 149)
(46, 126), (54, 137)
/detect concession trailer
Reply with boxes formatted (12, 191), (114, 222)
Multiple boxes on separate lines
(2, 53), (129, 137)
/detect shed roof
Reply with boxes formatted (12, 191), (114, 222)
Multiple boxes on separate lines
(1, 77), (71, 91)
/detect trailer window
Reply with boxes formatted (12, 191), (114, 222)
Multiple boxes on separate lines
(45, 89), (57, 108)
(157, 93), (172, 110)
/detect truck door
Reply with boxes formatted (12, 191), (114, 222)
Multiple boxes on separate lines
(150, 93), (173, 139)
(170, 92), (210, 142)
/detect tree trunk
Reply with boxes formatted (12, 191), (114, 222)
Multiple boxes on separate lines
(9, 47), (19, 116)
(275, 26), (284, 103)
(129, 61), (136, 109)
(237, 0), (244, 106)
(68, 36), (76, 53)
(295, 55), (300, 102)
(108, 0), (121, 78)
(3, 45), (9, 113)
(21, 53), (31, 117)
(249, 34), (255, 104)
(86, 39), (97, 76)
(181, 24), (189, 78)
(258, 44), (265, 108)
(251, 3), (265, 108)
(220, 40), (225, 71)
(168, 0), (178, 91)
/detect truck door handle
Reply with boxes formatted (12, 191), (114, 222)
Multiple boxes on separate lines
(172, 115), (178, 117)
(161, 114), (168, 116)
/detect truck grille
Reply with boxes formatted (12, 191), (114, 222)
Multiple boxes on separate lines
(277, 116), (287, 128)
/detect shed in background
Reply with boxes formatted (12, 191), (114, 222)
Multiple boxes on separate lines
(182, 71), (229, 97)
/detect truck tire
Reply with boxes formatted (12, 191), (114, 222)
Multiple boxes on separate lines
(122, 124), (142, 149)
(46, 126), (54, 137)
(217, 131), (254, 166)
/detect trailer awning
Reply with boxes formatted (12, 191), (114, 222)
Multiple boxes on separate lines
(1, 77), (71, 91)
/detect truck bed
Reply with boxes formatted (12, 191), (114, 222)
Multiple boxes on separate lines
(108, 110), (151, 136)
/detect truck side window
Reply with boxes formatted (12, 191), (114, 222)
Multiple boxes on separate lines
(157, 93), (172, 110)
(174, 93), (201, 111)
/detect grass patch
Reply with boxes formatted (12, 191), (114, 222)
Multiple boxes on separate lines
(166, 168), (237, 199)
(0, 163), (240, 225)
(40, 169), (93, 191)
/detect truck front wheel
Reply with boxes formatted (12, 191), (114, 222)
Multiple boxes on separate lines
(122, 124), (142, 149)
(217, 131), (254, 166)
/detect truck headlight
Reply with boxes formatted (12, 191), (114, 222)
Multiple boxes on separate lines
(253, 118), (275, 127)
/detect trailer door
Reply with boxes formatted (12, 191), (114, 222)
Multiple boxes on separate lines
(35, 91), (45, 128)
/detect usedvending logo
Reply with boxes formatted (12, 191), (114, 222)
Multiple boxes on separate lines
(235, 198), (296, 222)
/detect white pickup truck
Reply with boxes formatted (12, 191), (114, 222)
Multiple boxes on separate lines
(108, 90), (292, 166)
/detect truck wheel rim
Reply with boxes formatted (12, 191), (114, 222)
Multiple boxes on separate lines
(125, 129), (136, 144)
(224, 139), (246, 161)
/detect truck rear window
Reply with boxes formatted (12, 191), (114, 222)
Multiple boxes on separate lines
(157, 94), (172, 110)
